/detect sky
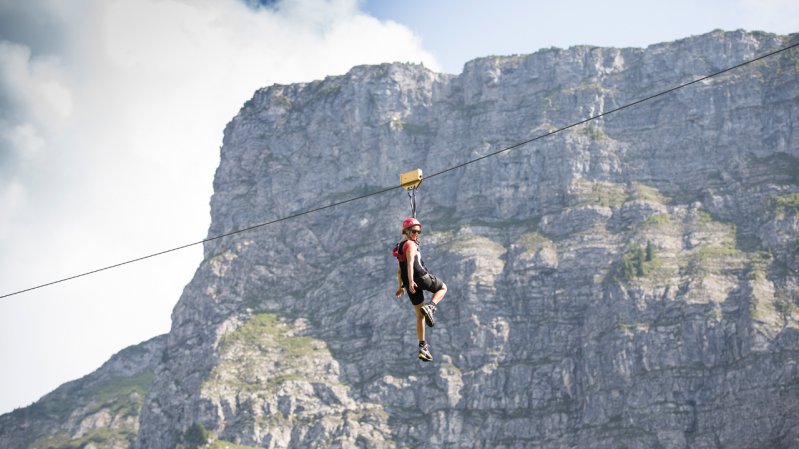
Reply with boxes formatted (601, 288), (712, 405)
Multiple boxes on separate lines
(0, 0), (796, 415)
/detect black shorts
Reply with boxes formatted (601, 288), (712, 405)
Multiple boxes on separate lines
(406, 273), (444, 306)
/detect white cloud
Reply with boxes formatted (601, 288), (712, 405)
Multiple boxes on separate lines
(0, 179), (26, 238)
(0, 41), (72, 126)
(2, 121), (44, 162)
(0, 0), (436, 414)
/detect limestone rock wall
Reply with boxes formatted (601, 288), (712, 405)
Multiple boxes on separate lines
(135, 30), (799, 449)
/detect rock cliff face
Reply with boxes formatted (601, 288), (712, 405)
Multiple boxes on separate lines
(3, 30), (799, 449)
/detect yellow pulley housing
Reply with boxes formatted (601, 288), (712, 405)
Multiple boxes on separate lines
(400, 168), (423, 190)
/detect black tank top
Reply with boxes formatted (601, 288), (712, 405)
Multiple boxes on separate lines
(396, 239), (428, 286)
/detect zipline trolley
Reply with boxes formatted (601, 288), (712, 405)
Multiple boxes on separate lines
(400, 168), (423, 218)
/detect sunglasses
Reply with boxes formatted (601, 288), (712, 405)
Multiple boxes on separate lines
(410, 229), (422, 234)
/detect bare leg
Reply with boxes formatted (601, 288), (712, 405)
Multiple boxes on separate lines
(414, 303), (425, 341)
(431, 283), (447, 305)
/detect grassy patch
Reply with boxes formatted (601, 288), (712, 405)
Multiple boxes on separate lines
(772, 193), (799, 217)
(31, 428), (137, 449)
(580, 182), (627, 207)
(517, 232), (553, 253)
(221, 314), (316, 358)
(685, 243), (741, 277)
(92, 371), (154, 417)
(95, 371), (154, 403)
(22, 370), (154, 423)
(749, 299), (770, 322)
(579, 125), (608, 141)
(695, 210), (715, 225)
(574, 181), (668, 208)
(628, 183), (668, 204)
(643, 213), (671, 228)
(206, 314), (331, 395)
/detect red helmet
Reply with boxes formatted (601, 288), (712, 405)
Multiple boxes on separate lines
(402, 217), (422, 231)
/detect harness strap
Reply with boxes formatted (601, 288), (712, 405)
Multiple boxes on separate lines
(392, 241), (406, 262)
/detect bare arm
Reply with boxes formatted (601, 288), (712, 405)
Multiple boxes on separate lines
(405, 241), (418, 294)
(395, 268), (404, 297)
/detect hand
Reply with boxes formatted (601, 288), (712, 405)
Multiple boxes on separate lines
(409, 281), (418, 294)
(394, 288), (404, 297)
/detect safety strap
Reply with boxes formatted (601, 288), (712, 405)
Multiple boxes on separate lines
(407, 187), (418, 218)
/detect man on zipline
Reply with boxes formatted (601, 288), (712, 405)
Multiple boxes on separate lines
(393, 217), (448, 362)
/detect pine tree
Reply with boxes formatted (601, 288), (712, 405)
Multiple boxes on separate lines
(635, 244), (646, 276)
(646, 240), (655, 262)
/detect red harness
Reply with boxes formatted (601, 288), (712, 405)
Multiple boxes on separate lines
(392, 239), (416, 262)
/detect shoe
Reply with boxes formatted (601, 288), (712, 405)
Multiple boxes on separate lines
(418, 343), (433, 362)
(421, 303), (437, 327)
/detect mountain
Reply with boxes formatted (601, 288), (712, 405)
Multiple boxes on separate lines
(2, 29), (798, 449)
(0, 336), (164, 449)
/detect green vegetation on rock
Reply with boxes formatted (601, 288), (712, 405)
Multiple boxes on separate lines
(178, 423), (211, 449)
(94, 371), (154, 417)
(30, 428), (137, 449)
(206, 313), (331, 396)
(583, 182), (627, 207)
(579, 125), (608, 141)
(518, 231), (554, 253)
(643, 213), (671, 228)
(615, 241), (657, 280)
(687, 243), (741, 277)
(575, 181), (669, 208)
(220, 314), (316, 357)
(22, 369), (154, 448)
(772, 193), (799, 216)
